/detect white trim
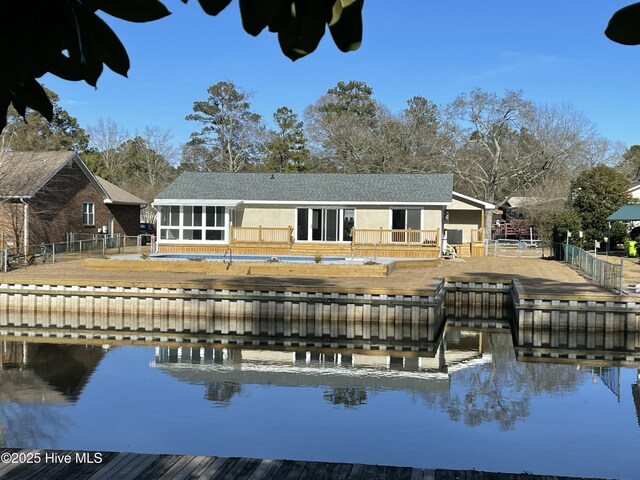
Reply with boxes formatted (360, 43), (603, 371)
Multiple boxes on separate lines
(82, 201), (95, 226)
(156, 199), (447, 207)
(154, 199), (242, 207)
(244, 200), (448, 206)
(452, 191), (495, 209)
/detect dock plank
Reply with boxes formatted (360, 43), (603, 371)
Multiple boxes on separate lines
(210, 457), (246, 480)
(347, 463), (365, 480)
(86, 452), (140, 480)
(295, 461), (320, 480)
(247, 459), (284, 480)
(247, 459), (277, 480)
(0, 449), (614, 480)
(112, 454), (161, 480)
(134, 454), (188, 480)
(234, 458), (264, 480)
(63, 452), (120, 480)
(182, 456), (219, 479)
(0, 450), (37, 478)
(282, 460), (306, 480)
(269, 459), (298, 480)
(396, 467), (413, 480)
(156, 454), (199, 479)
(1, 450), (50, 480)
(9, 450), (78, 480)
(422, 469), (436, 480)
(193, 456), (229, 480)
(214, 457), (253, 480)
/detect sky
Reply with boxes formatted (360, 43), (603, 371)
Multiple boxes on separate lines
(43, 1), (640, 154)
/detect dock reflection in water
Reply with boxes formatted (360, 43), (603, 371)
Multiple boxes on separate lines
(0, 311), (639, 479)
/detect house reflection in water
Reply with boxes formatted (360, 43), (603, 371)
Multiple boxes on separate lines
(0, 341), (106, 447)
(0, 341), (106, 403)
(633, 370), (640, 428)
(151, 329), (492, 408)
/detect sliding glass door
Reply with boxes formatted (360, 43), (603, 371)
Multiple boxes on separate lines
(297, 208), (353, 242)
(391, 209), (421, 242)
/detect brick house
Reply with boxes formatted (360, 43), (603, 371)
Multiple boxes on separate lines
(0, 151), (146, 249)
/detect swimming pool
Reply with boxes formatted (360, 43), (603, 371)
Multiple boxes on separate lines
(150, 253), (355, 263)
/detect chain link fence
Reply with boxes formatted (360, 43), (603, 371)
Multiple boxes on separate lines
(554, 243), (623, 294)
(0, 234), (155, 272)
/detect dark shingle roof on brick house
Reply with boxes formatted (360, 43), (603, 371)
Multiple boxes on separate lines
(0, 151), (145, 205)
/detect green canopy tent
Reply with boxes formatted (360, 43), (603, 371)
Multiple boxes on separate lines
(607, 204), (640, 256)
(606, 204), (640, 222)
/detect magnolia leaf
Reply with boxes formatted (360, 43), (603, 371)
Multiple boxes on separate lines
(328, 0), (363, 53)
(48, 54), (87, 82)
(606, 2), (640, 45)
(19, 79), (54, 121)
(239, 0), (289, 36)
(0, 96), (10, 131)
(10, 93), (27, 119)
(85, 12), (131, 76)
(276, 1), (331, 61)
(94, 0), (171, 23)
(196, 0), (232, 16)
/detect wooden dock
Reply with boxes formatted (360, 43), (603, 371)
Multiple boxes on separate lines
(0, 449), (608, 480)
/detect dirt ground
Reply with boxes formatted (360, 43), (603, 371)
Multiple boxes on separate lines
(0, 255), (618, 295)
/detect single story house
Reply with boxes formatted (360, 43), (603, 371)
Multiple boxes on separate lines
(0, 151), (146, 250)
(629, 178), (640, 201)
(153, 172), (493, 258)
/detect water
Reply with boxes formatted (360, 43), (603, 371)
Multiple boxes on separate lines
(1, 328), (638, 479)
(149, 254), (352, 263)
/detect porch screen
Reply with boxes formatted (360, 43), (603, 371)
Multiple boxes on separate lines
(159, 205), (226, 241)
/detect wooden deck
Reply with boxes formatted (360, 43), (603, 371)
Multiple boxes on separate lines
(0, 449), (609, 480)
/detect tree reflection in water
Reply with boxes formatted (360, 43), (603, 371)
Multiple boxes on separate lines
(323, 387), (368, 408)
(205, 382), (243, 406)
(0, 402), (69, 449)
(422, 332), (583, 430)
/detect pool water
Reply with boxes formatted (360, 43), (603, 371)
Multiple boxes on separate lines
(1, 328), (638, 479)
(151, 254), (352, 263)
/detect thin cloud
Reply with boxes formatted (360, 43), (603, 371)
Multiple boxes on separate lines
(461, 52), (560, 81)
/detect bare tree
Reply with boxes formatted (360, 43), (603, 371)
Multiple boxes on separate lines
(441, 90), (607, 233)
(123, 127), (177, 194)
(86, 118), (131, 181)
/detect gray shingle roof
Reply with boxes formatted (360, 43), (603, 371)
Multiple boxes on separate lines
(0, 151), (76, 197)
(156, 172), (454, 204)
(95, 176), (146, 205)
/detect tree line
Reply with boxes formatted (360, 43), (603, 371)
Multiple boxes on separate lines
(1, 80), (638, 240)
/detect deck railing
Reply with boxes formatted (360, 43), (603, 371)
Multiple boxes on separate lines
(231, 226), (293, 245)
(351, 228), (440, 246)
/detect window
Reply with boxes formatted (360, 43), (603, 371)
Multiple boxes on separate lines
(82, 202), (95, 226)
(158, 205), (227, 242)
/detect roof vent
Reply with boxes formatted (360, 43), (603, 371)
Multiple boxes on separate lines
(270, 174), (275, 179)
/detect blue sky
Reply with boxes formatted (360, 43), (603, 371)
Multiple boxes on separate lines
(43, 1), (640, 152)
